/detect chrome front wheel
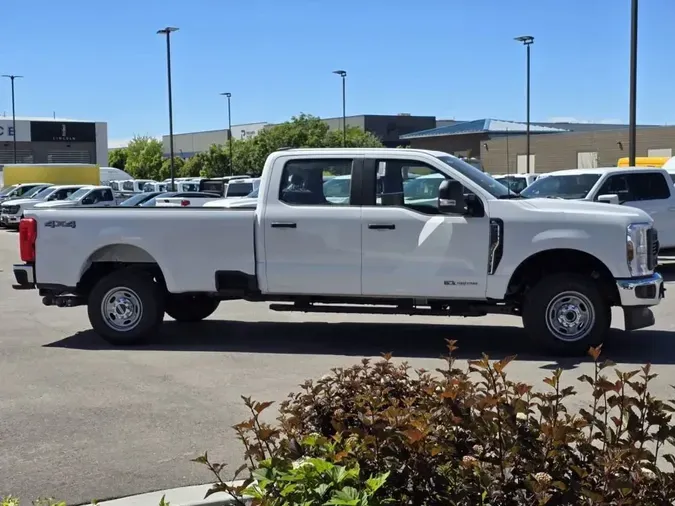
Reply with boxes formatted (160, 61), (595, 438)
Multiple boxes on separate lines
(545, 291), (596, 343)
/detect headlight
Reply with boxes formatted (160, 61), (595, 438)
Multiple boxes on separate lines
(626, 223), (652, 276)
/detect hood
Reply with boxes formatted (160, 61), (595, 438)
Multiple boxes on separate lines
(1, 198), (40, 207)
(34, 200), (78, 208)
(516, 198), (651, 221)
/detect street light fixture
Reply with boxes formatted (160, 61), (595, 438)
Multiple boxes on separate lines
(628, 0), (638, 166)
(220, 92), (233, 175)
(157, 26), (179, 189)
(514, 35), (534, 174)
(332, 70), (347, 147)
(2, 74), (24, 163)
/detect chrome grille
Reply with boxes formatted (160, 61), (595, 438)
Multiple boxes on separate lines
(647, 228), (659, 271)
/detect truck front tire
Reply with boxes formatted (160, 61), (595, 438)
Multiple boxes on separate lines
(165, 294), (220, 322)
(522, 273), (611, 355)
(87, 269), (165, 346)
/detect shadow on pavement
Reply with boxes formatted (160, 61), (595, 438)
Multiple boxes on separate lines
(45, 318), (675, 369)
(658, 263), (675, 282)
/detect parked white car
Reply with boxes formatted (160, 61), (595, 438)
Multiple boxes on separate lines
(0, 185), (84, 227)
(520, 167), (675, 250)
(13, 148), (663, 356)
(33, 186), (116, 209)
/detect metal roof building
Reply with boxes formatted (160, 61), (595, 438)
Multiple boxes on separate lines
(400, 118), (569, 140)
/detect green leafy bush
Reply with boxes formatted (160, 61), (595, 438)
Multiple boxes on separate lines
(198, 342), (675, 505)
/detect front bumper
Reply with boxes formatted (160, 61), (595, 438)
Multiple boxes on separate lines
(13, 264), (35, 289)
(1, 213), (21, 225)
(616, 272), (664, 307)
(616, 272), (664, 332)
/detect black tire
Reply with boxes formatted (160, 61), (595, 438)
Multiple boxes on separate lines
(165, 294), (220, 322)
(522, 273), (611, 356)
(87, 268), (165, 346)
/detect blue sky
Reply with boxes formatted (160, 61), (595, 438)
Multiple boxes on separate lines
(2, 0), (674, 146)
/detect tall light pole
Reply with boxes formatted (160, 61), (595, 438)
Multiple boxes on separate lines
(629, 0), (638, 166)
(332, 70), (347, 147)
(2, 74), (23, 163)
(220, 92), (233, 175)
(157, 26), (179, 189)
(514, 36), (534, 174)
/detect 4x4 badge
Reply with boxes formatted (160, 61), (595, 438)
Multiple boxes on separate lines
(44, 220), (76, 229)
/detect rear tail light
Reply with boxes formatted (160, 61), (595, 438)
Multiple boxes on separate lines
(180, 200), (190, 207)
(19, 217), (37, 262)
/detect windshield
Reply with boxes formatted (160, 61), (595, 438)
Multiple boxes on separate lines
(246, 188), (259, 198)
(437, 156), (510, 198)
(494, 176), (528, 194)
(120, 193), (154, 206)
(0, 184), (18, 196)
(181, 183), (200, 192)
(32, 187), (57, 200)
(227, 183), (253, 197)
(67, 188), (91, 200)
(520, 174), (601, 199)
(323, 178), (351, 198)
(23, 186), (50, 198)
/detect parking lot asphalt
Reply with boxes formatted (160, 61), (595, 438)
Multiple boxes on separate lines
(1, 228), (675, 504)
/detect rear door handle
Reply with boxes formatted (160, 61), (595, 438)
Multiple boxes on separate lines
(271, 222), (297, 229)
(368, 224), (396, 230)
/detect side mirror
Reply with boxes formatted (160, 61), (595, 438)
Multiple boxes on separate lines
(438, 179), (467, 215)
(82, 197), (94, 205)
(597, 194), (620, 205)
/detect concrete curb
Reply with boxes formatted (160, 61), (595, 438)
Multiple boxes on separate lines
(97, 481), (248, 506)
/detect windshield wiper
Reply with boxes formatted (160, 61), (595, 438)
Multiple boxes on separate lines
(498, 193), (523, 199)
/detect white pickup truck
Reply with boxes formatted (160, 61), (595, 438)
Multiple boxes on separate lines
(520, 167), (675, 251)
(12, 148), (664, 355)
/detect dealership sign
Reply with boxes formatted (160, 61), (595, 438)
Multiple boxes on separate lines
(0, 119), (31, 142)
(30, 121), (96, 143)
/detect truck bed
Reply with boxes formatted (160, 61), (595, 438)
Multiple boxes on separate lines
(26, 207), (257, 293)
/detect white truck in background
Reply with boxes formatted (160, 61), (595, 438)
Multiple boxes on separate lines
(12, 148), (663, 355)
(157, 178), (260, 207)
(520, 167), (675, 252)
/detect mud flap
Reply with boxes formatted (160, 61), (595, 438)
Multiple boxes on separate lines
(623, 306), (656, 331)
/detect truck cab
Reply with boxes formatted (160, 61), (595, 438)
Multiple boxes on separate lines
(12, 148), (664, 355)
(34, 185), (116, 209)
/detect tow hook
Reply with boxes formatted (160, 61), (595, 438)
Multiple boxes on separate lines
(42, 295), (85, 308)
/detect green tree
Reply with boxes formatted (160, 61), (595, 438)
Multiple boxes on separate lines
(199, 144), (230, 178)
(125, 136), (164, 180)
(324, 125), (385, 148)
(229, 114), (384, 176)
(159, 156), (185, 181)
(108, 148), (128, 170)
(180, 153), (205, 177)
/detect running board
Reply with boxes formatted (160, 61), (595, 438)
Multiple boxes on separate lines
(268, 303), (514, 317)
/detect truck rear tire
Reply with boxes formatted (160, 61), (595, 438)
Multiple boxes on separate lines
(522, 273), (611, 355)
(87, 269), (165, 346)
(165, 294), (220, 322)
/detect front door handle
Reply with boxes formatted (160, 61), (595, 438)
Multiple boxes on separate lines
(271, 222), (297, 229)
(668, 207), (675, 212)
(368, 224), (396, 230)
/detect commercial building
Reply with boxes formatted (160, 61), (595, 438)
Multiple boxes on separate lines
(161, 114), (437, 157)
(161, 122), (269, 158)
(402, 119), (672, 173)
(0, 117), (108, 165)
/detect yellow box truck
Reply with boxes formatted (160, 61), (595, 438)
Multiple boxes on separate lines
(0, 163), (100, 187)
